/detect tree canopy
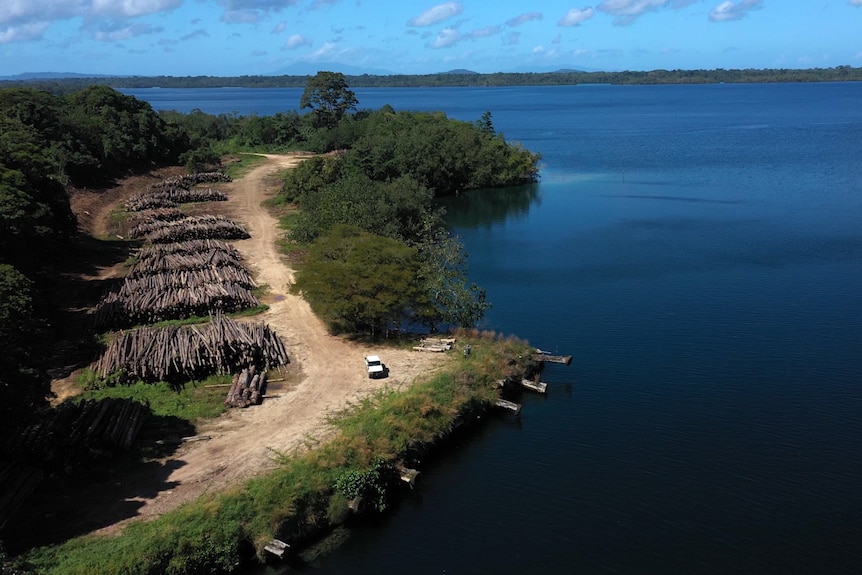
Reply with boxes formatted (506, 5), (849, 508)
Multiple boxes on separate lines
(291, 225), (425, 336)
(299, 71), (358, 129)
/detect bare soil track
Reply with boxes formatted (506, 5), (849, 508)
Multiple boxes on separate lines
(48, 155), (449, 539)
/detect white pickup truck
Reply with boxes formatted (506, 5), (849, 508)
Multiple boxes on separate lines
(364, 355), (385, 378)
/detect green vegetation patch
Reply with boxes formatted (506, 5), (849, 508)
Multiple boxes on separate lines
(74, 374), (229, 422)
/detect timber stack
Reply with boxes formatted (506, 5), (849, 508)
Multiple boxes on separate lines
(130, 214), (250, 243)
(224, 367), (268, 408)
(90, 172), (290, 392)
(92, 314), (289, 384)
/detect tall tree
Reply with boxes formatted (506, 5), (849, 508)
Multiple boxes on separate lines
(291, 225), (425, 336)
(299, 71), (358, 129)
(0, 264), (49, 438)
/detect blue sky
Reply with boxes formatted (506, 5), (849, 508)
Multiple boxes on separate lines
(1, 1), (861, 76)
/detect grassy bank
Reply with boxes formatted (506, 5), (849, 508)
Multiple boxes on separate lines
(16, 331), (536, 574)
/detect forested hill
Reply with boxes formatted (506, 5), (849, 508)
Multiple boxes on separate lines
(2, 65), (861, 92)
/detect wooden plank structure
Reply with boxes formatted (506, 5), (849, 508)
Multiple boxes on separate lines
(413, 337), (456, 352)
(495, 398), (522, 415)
(533, 352), (573, 365)
(521, 379), (548, 394)
(264, 538), (290, 559)
(396, 464), (420, 487)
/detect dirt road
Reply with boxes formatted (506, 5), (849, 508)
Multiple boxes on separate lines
(90, 155), (448, 532)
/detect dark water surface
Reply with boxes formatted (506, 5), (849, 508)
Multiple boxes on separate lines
(130, 83), (862, 574)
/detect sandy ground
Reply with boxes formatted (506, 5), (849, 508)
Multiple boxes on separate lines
(78, 155), (449, 535)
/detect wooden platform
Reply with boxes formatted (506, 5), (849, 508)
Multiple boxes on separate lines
(264, 538), (290, 558)
(414, 337), (455, 352)
(521, 379), (548, 394)
(533, 353), (572, 365)
(396, 465), (420, 487)
(495, 398), (522, 415)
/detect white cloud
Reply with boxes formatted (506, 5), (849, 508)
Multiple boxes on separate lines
(180, 29), (208, 41)
(558, 7), (594, 27)
(91, 0), (181, 18)
(308, 41), (337, 59)
(506, 12), (542, 27)
(272, 21), (287, 33)
(850, 0), (862, 6)
(597, 0), (696, 25)
(1, 0), (180, 44)
(430, 27), (460, 48)
(221, 10), (262, 23)
(504, 31), (520, 45)
(0, 21), (50, 43)
(285, 33), (311, 48)
(93, 21), (161, 41)
(470, 25), (501, 38)
(407, 2), (463, 27)
(708, 0), (762, 22)
(1, 0), (79, 26)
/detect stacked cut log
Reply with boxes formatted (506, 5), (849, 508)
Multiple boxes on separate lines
(126, 188), (228, 211)
(130, 240), (244, 277)
(128, 207), (185, 225)
(131, 214), (250, 243)
(1, 397), (147, 524)
(92, 315), (289, 383)
(148, 172), (232, 190)
(90, 171), (289, 401)
(2, 398), (148, 463)
(224, 367), (269, 408)
(0, 461), (43, 530)
(94, 267), (260, 328)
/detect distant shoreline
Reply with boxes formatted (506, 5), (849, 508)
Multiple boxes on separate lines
(3, 66), (861, 91)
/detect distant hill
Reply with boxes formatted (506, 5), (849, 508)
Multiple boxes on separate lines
(266, 61), (394, 77)
(0, 72), (119, 81)
(442, 69), (480, 75)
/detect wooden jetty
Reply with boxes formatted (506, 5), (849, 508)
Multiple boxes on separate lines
(497, 379), (548, 394)
(413, 337), (455, 353)
(396, 464), (420, 487)
(264, 538), (290, 559)
(533, 352), (572, 365)
(521, 379), (548, 394)
(495, 398), (522, 415)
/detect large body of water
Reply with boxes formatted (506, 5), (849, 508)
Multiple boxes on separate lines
(128, 84), (862, 574)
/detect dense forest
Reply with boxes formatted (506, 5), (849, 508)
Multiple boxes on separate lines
(3, 65), (861, 93)
(0, 72), (539, 466)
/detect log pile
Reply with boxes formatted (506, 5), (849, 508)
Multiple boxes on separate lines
(4, 398), (148, 455)
(129, 241), (246, 278)
(131, 215), (250, 243)
(94, 267), (259, 328)
(136, 238), (243, 259)
(224, 366), (268, 408)
(129, 207), (185, 224)
(89, 171), (289, 402)
(149, 172), (232, 190)
(0, 460), (43, 530)
(92, 315), (289, 383)
(126, 188), (228, 211)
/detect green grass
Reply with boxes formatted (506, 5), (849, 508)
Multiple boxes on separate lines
(224, 153), (268, 180)
(73, 374), (229, 422)
(22, 333), (535, 575)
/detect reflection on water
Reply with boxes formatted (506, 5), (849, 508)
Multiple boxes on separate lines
(438, 183), (540, 229)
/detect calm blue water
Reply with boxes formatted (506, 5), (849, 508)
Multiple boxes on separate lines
(130, 84), (862, 574)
